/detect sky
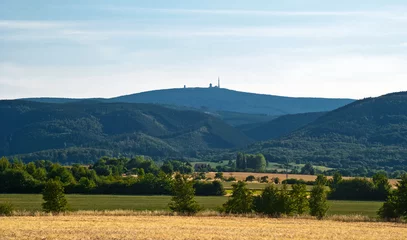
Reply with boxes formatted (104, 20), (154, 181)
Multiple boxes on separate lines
(1, 0), (407, 100)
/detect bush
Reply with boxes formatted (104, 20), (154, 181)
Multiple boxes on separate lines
(0, 202), (14, 216)
(214, 172), (224, 180)
(225, 176), (237, 182)
(260, 176), (269, 183)
(245, 175), (256, 182)
(194, 180), (225, 196)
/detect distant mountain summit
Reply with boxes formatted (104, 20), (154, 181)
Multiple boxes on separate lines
(23, 87), (354, 116)
(110, 88), (354, 115)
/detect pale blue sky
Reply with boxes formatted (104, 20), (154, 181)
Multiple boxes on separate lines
(1, 0), (407, 99)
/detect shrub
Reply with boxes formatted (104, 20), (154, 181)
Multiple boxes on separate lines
(214, 172), (224, 180)
(42, 179), (68, 213)
(260, 176), (269, 183)
(194, 180), (225, 196)
(0, 202), (14, 216)
(245, 175), (256, 182)
(225, 176), (237, 182)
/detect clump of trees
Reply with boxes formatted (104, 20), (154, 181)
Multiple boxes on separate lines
(378, 174), (407, 221)
(236, 153), (267, 172)
(328, 172), (391, 201)
(0, 156), (225, 196)
(223, 181), (253, 214)
(223, 181), (329, 219)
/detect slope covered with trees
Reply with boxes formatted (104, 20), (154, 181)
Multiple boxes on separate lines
(246, 92), (407, 174)
(0, 100), (251, 163)
(242, 112), (326, 141)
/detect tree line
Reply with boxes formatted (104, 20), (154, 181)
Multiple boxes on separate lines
(0, 156), (224, 196)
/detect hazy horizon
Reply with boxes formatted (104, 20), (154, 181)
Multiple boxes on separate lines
(1, 0), (407, 99)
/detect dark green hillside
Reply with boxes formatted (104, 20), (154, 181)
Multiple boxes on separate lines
(0, 100), (251, 163)
(242, 112), (326, 141)
(245, 92), (407, 173)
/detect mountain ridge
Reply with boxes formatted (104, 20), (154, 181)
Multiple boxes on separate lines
(22, 87), (355, 116)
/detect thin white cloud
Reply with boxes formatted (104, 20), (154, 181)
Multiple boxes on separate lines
(104, 7), (387, 17)
(0, 20), (75, 30)
(1, 24), (400, 42)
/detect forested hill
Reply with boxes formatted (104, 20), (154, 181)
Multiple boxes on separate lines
(246, 92), (407, 173)
(24, 88), (354, 116)
(241, 111), (326, 141)
(0, 100), (252, 163)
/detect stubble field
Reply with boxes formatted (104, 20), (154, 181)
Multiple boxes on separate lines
(1, 215), (406, 240)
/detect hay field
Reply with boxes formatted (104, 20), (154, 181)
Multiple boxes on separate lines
(1, 215), (406, 240)
(208, 172), (400, 186)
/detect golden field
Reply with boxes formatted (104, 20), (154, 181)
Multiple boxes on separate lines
(207, 172), (400, 186)
(1, 214), (406, 240)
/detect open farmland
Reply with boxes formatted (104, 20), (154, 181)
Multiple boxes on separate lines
(207, 172), (400, 186)
(0, 194), (383, 217)
(1, 215), (406, 240)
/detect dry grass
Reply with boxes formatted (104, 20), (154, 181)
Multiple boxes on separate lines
(209, 172), (400, 186)
(1, 214), (406, 240)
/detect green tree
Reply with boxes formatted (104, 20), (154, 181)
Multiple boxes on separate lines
(0, 157), (10, 172)
(290, 183), (309, 215)
(215, 172), (224, 180)
(253, 184), (283, 217)
(161, 162), (174, 175)
(301, 163), (315, 175)
(168, 174), (201, 214)
(42, 179), (68, 213)
(253, 184), (292, 217)
(378, 174), (407, 220)
(329, 172), (342, 190)
(372, 172), (391, 200)
(309, 184), (329, 220)
(253, 154), (267, 172)
(223, 181), (253, 213)
(315, 174), (328, 186)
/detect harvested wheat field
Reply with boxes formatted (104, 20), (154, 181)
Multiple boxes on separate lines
(209, 172), (400, 186)
(1, 215), (406, 240)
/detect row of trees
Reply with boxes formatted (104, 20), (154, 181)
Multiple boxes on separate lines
(0, 157), (224, 196)
(222, 182), (329, 219)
